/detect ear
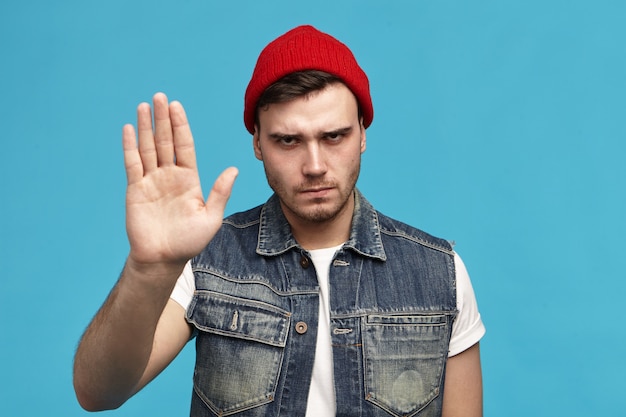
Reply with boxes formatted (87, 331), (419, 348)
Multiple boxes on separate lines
(253, 126), (263, 160)
(359, 118), (367, 154)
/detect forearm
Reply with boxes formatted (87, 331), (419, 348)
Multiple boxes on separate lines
(73, 259), (184, 411)
(442, 343), (483, 417)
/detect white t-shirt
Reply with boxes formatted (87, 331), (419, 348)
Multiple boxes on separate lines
(171, 249), (485, 417)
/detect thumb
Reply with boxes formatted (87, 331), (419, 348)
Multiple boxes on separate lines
(205, 166), (239, 215)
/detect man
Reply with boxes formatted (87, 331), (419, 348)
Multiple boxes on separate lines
(74, 25), (485, 417)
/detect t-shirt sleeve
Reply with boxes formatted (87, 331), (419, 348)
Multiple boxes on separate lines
(170, 261), (195, 311)
(448, 252), (486, 357)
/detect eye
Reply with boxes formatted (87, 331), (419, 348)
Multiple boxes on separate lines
(279, 136), (297, 146)
(323, 127), (351, 142)
(271, 135), (299, 146)
(324, 132), (344, 142)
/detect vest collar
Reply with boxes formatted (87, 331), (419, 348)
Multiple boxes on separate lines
(256, 189), (387, 261)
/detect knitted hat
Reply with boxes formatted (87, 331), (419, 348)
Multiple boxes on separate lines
(244, 25), (373, 134)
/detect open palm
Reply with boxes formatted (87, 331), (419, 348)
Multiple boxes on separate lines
(122, 93), (237, 267)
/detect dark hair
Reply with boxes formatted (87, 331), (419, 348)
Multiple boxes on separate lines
(255, 70), (361, 128)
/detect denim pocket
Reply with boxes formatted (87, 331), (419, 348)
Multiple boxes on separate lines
(362, 313), (451, 417)
(187, 291), (291, 416)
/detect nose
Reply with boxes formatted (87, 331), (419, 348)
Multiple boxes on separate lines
(302, 142), (327, 177)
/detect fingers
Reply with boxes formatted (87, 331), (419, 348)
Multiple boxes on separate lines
(168, 101), (197, 170)
(122, 124), (143, 185)
(205, 167), (239, 215)
(153, 93), (175, 167)
(131, 93), (197, 175)
(135, 101), (157, 174)
(136, 92), (174, 172)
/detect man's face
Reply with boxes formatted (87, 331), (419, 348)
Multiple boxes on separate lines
(254, 82), (366, 227)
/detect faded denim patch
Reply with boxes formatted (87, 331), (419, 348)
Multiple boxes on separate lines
(363, 313), (451, 416)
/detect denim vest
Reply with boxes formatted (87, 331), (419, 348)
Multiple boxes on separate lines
(186, 190), (457, 417)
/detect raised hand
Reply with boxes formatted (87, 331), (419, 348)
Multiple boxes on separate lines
(122, 93), (238, 271)
(74, 93), (237, 411)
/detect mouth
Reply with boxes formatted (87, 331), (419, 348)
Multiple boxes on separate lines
(300, 186), (335, 198)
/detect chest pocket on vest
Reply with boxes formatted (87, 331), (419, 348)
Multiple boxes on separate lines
(362, 313), (452, 417)
(186, 291), (290, 416)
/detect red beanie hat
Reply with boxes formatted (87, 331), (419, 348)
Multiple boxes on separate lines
(244, 25), (373, 134)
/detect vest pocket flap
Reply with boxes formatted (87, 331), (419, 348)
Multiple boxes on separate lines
(366, 313), (449, 326)
(187, 291), (291, 347)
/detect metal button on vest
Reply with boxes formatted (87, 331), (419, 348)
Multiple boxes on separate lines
(299, 256), (310, 269)
(295, 321), (308, 334)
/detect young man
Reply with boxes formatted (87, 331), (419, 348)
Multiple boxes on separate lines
(74, 25), (485, 417)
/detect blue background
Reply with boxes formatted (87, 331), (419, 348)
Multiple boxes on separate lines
(1, 1), (624, 416)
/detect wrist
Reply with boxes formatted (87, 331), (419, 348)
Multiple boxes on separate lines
(123, 256), (187, 292)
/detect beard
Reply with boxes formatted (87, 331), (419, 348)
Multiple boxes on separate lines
(264, 161), (361, 225)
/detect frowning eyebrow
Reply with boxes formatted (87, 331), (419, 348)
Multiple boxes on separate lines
(268, 126), (354, 141)
(268, 132), (300, 141)
(321, 126), (353, 138)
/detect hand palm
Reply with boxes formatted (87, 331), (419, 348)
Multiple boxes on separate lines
(123, 93), (237, 267)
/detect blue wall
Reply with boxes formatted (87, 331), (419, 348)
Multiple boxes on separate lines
(1, 1), (624, 415)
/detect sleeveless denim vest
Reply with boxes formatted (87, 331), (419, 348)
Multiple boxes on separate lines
(186, 190), (457, 417)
